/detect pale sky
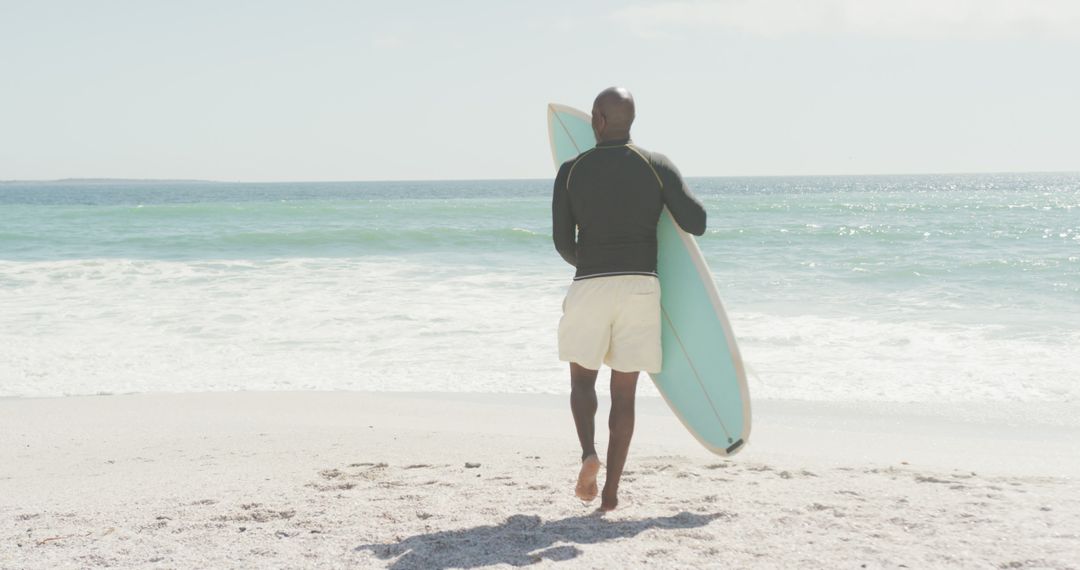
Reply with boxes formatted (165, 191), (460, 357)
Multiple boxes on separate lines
(1, 0), (1077, 181)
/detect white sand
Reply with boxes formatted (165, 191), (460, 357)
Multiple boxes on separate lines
(2, 391), (1078, 569)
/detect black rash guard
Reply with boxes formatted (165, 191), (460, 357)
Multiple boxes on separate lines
(551, 138), (707, 280)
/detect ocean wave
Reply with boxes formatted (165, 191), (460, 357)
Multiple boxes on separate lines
(0, 226), (552, 260)
(1, 258), (1077, 403)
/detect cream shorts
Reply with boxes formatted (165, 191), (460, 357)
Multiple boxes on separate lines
(557, 274), (662, 374)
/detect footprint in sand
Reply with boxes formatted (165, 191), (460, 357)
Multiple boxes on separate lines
(307, 480), (353, 491)
(214, 505), (296, 524)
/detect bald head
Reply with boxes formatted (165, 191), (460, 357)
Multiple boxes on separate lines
(591, 87), (635, 143)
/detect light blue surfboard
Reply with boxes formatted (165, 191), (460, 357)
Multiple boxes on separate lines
(547, 103), (751, 456)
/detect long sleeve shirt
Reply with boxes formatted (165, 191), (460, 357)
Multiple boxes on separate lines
(552, 138), (707, 279)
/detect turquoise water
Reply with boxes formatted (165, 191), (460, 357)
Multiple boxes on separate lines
(2, 174), (1078, 401)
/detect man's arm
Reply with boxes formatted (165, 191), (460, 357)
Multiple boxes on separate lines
(552, 161), (578, 266)
(654, 154), (706, 236)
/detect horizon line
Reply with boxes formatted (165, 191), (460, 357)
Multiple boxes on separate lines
(2, 170), (1078, 185)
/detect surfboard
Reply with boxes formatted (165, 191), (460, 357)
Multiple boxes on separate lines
(547, 103), (751, 456)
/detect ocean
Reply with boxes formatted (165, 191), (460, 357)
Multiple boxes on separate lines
(1, 174), (1078, 402)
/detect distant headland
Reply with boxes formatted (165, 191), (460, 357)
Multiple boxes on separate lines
(0, 178), (221, 184)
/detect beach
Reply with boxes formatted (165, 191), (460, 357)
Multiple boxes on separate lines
(3, 391), (1078, 569)
(2, 176), (1078, 567)
(5, 0), (1080, 565)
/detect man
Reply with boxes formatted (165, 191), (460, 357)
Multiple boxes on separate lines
(552, 87), (707, 511)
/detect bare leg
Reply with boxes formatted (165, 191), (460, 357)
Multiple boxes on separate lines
(570, 363), (601, 501)
(570, 363), (599, 459)
(601, 369), (639, 511)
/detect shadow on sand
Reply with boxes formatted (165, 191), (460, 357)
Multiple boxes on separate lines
(354, 511), (726, 569)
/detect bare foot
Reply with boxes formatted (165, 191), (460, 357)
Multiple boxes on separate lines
(575, 455), (601, 502)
